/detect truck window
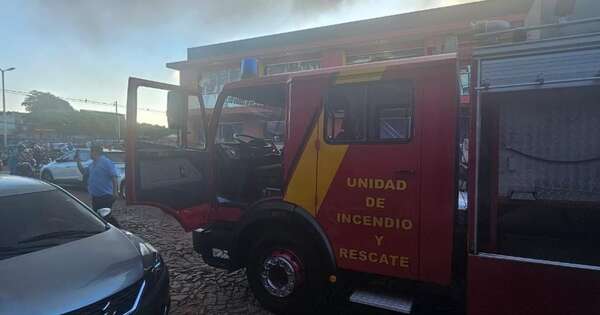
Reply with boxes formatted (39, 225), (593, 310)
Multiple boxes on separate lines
(218, 122), (243, 143)
(325, 80), (413, 143)
(325, 84), (367, 142)
(368, 81), (413, 141)
(375, 107), (412, 140)
(217, 86), (286, 147)
(187, 95), (207, 149)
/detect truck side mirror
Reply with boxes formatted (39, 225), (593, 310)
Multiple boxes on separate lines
(167, 90), (186, 130)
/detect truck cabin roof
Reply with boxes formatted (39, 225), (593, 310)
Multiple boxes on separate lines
(220, 53), (458, 98)
(217, 53), (456, 107)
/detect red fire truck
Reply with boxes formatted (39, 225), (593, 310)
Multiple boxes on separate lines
(125, 18), (600, 314)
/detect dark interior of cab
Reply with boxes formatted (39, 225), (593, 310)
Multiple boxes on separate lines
(216, 134), (283, 205)
(135, 84), (286, 210)
(214, 85), (286, 206)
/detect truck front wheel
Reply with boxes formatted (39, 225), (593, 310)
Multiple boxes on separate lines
(246, 231), (326, 314)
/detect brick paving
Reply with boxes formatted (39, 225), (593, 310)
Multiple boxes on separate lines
(67, 189), (433, 315)
(69, 189), (270, 315)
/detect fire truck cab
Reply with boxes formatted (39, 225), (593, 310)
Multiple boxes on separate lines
(125, 17), (600, 314)
(127, 54), (459, 313)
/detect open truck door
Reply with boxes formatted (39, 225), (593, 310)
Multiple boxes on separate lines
(125, 77), (214, 231)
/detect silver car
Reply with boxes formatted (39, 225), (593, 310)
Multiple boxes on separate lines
(0, 175), (170, 314)
(40, 149), (126, 193)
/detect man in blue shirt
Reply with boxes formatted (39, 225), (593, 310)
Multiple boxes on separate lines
(76, 144), (119, 211)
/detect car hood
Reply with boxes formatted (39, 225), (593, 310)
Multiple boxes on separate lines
(0, 227), (143, 315)
(41, 161), (58, 169)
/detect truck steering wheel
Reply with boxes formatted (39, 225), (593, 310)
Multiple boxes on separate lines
(233, 134), (280, 156)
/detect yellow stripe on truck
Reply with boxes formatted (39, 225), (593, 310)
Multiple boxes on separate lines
(284, 111), (349, 217)
(284, 119), (319, 215)
(316, 112), (348, 214)
(335, 66), (385, 85)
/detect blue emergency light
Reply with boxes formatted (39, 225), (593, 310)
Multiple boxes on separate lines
(241, 58), (259, 79)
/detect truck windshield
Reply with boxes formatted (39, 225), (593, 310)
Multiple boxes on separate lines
(217, 86), (286, 146)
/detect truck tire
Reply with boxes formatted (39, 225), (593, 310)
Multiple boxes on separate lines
(246, 229), (327, 314)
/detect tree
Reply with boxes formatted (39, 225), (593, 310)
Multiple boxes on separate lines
(18, 90), (174, 140)
(22, 91), (74, 113)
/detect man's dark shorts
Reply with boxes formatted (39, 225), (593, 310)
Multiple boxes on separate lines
(92, 195), (116, 211)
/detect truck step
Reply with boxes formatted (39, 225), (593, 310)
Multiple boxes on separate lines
(349, 290), (413, 314)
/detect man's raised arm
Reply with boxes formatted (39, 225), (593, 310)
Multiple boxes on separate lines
(75, 151), (86, 175)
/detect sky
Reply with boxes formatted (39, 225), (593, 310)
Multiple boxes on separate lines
(0, 0), (478, 125)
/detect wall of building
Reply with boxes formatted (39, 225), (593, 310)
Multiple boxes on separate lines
(176, 1), (533, 146)
(0, 113), (19, 135)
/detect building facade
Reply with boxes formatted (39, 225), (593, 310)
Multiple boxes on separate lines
(167, 0), (534, 144)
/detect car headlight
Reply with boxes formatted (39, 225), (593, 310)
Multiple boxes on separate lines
(138, 241), (162, 274)
(123, 231), (164, 279)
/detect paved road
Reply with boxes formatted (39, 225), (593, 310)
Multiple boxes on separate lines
(69, 189), (270, 315)
(69, 189), (458, 315)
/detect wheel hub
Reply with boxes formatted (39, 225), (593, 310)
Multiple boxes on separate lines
(260, 250), (303, 298)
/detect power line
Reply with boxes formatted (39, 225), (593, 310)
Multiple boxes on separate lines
(5, 88), (167, 113)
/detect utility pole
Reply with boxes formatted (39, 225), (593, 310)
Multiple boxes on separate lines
(115, 101), (120, 142)
(1, 67), (16, 151)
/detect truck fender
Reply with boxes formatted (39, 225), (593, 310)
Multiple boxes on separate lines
(230, 199), (337, 274)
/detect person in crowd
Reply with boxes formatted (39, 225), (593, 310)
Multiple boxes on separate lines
(15, 144), (35, 177)
(76, 144), (119, 211)
(7, 147), (17, 175)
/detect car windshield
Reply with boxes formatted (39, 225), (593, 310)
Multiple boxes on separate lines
(105, 152), (125, 163)
(0, 190), (106, 260)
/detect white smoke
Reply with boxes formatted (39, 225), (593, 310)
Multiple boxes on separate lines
(27, 0), (481, 48)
